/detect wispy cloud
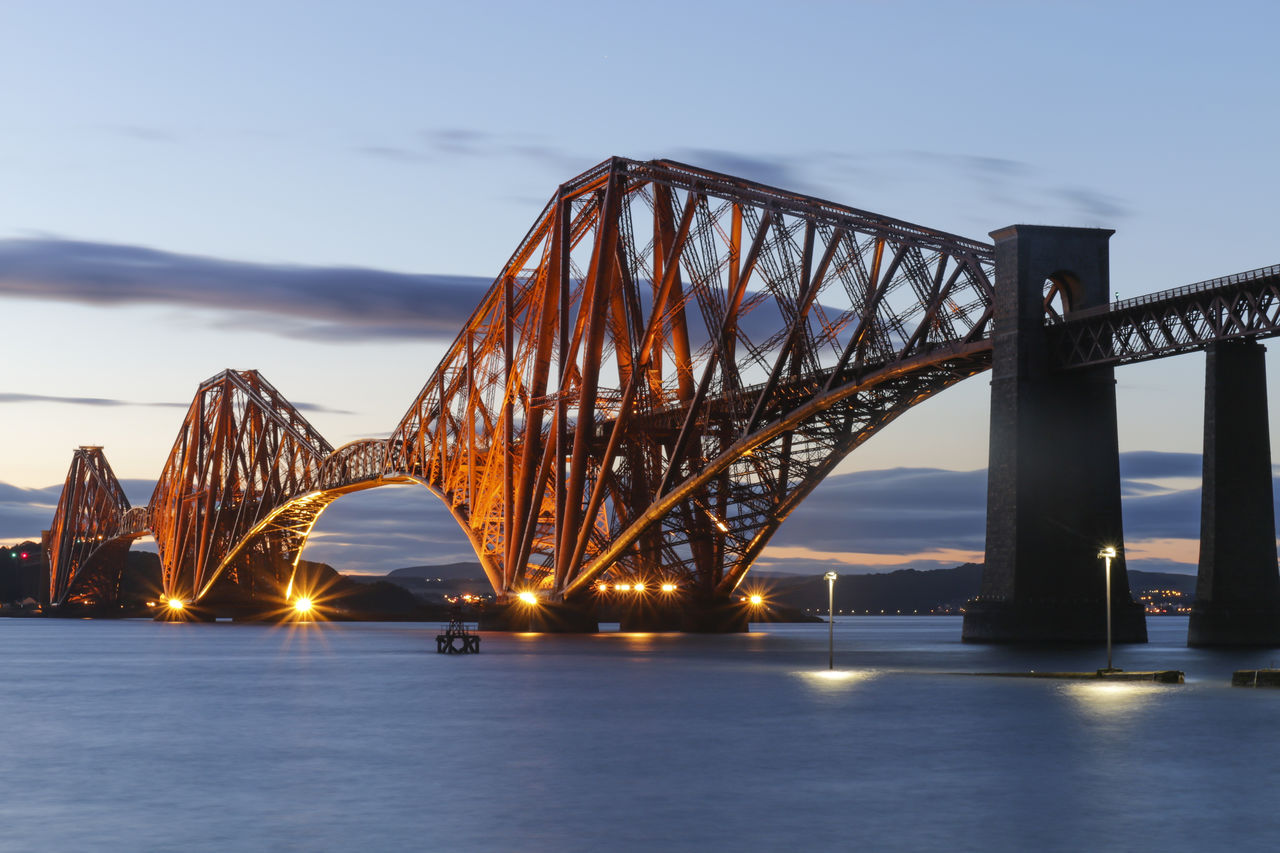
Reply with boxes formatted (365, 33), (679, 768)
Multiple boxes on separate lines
(1051, 186), (1129, 222)
(0, 237), (491, 342)
(766, 451), (1204, 573)
(354, 145), (428, 163)
(669, 148), (818, 195)
(0, 453), (1213, 575)
(0, 392), (186, 408)
(0, 391), (354, 415)
(356, 128), (593, 176)
(103, 124), (178, 144)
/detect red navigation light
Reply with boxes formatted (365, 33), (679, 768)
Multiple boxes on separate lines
(19, 552), (28, 560)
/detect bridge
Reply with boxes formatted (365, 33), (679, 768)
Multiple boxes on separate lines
(41, 157), (1280, 644)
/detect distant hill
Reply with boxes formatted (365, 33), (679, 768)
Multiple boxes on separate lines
(387, 562), (488, 581)
(765, 563), (1198, 614)
(766, 563), (985, 614)
(352, 560), (1200, 614)
(1129, 569), (1196, 595)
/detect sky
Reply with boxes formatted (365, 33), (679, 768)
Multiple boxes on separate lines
(3, 0), (1279, 576)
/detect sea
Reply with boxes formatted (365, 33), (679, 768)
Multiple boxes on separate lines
(4, 616), (1278, 853)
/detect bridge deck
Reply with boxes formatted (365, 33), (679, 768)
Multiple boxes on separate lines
(1054, 263), (1280, 368)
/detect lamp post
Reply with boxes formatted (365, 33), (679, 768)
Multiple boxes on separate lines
(823, 571), (838, 670)
(1098, 546), (1118, 673)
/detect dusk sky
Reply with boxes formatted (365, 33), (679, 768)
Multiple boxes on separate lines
(3, 0), (1279, 575)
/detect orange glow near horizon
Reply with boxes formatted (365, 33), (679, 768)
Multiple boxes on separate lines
(761, 544), (985, 568)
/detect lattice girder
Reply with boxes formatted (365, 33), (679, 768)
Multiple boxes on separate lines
(1053, 264), (1280, 368)
(387, 157), (997, 601)
(47, 446), (142, 606)
(149, 369), (334, 601)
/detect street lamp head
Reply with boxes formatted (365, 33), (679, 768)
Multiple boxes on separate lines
(1098, 546), (1117, 559)
(823, 571), (838, 582)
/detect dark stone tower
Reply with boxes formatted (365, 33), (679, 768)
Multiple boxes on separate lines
(1188, 339), (1280, 645)
(963, 225), (1147, 643)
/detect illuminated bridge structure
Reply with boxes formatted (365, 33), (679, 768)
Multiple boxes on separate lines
(41, 157), (1280, 643)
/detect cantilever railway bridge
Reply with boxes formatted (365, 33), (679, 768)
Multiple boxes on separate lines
(43, 157), (1280, 630)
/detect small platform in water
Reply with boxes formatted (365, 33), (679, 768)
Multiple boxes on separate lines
(1232, 669), (1280, 687)
(974, 669), (1184, 684)
(436, 606), (480, 654)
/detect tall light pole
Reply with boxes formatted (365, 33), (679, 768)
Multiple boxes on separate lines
(1098, 546), (1118, 673)
(824, 571), (838, 670)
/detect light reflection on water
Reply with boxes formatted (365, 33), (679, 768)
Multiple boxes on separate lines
(2, 616), (1279, 852)
(796, 668), (879, 689)
(1058, 679), (1165, 718)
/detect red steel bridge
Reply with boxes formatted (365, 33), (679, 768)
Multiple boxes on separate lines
(42, 157), (1280, 635)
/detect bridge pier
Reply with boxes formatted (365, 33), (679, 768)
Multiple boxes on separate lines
(963, 225), (1147, 644)
(478, 599), (599, 633)
(1189, 340), (1280, 646)
(617, 597), (749, 633)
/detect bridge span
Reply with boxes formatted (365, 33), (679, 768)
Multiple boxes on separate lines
(41, 157), (1280, 644)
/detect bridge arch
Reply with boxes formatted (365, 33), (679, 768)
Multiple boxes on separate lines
(204, 443), (503, 604)
(50, 158), (1004, 614)
(384, 158), (997, 603)
(46, 447), (149, 608)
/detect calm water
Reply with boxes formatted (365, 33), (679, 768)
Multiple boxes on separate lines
(4, 616), (1279, 852)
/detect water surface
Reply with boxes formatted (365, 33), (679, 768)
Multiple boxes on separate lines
(4, 617), (1277, 852)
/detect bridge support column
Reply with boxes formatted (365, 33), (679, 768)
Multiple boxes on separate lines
(1189, 340), (1280, 646)
(478, 598), (599, 633)
(618, 597), (749, 633)
(963, 225), (1147, 644)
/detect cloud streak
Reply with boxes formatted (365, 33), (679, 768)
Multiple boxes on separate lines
(0, 392), (186, 408)
(0, 238), (492, 342)
(0, 390), (355, 415)
(0, 452), (1220, 575)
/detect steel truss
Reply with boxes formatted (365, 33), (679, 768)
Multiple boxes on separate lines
(1053, 264), (1280, 367)
(390, 157), (997, 602)
(149, 369), (334, 602)
(46, 446), (147, 606)
(46, 157), (1008, 608)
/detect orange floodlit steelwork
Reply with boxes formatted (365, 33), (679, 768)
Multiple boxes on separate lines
(148, 369), (335, 605)
(45, 446), (147, 607)
(45, 156), (1008, 614)
(48, 157), (1280, 619)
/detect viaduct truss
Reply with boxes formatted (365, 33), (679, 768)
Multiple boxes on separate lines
(41, 157), (1280, 641)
